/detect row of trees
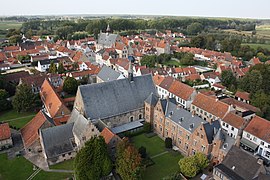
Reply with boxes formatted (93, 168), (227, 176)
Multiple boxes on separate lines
(74, 137), (142, 180)
(140, 52), (195, 68)
(190, 34), (270, 61)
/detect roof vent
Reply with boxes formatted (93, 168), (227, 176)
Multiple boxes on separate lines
(179, 117), (184, 123)
(189, 123), (194, 130)
(232, 166), (235, 170)
(169, 111), (173, 117)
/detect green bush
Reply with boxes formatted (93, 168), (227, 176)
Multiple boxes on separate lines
(165, 137), (173, 149)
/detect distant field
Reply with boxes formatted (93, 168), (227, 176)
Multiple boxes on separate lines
(0, 21), (22, 30)
(242, 43), (270, 50)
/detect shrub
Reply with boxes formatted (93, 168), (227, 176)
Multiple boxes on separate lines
(165, 137), (173, 149)
(138, 146), (147, 158)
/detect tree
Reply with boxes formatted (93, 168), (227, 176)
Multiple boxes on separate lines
(239, 70), (263, 94)
(0, 89), (11, 112)
(48, 61), (57, 73)
(251, 91), (270, 119)
(138, 146), (147, 158)
(57, 62), (65, 74)
(178, 153), (209, 178)
(179, 156), (198, 178)
(74, 136), (112, 180)
(63, 77), (78, 95)
(116, 138), (142, 180)
(9, 35), (22, 44)
(12, 83), (40, 112)
(187, 22), (203, 35)
(165, 137), (173, 149)
(72, 62), (79, 71)
(143, 122), (151, 133)
(221, 70), (237, 90)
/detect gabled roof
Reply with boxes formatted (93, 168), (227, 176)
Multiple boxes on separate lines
(77, 74), (157, 120)
(20, 74), (47, 88)
(0, 123), (11, 141)
(153, 75), (165, 86)
(222, 112), (245, 129)
(145, 92), (159, 106)
(20, 111), (47, 147)
(40, 79), (70, 118)
(159, 76), (174, 90)
(203, 120), (221, 144)
(41, 123), (75, 159)
(97, 65), (122, 82)
(192, 93), (230, 119)
(244, 116), (270, 143)
(168, 80), (195, 101)
(100, 127), (119, 144)
(216, 146), (264, 180)
(235, 91), (250, 101)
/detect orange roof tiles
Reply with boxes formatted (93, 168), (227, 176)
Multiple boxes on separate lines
(245, 116), (270, 143)
(100, 127), (119, 144)
(0, 123), (11, 141)
(235, 91), (250, 101)
(223, 112), (245, 129)
(168, 80), (195, 101)
(20, 111), (46, 147)
(40, 79), (70, 118)
(192, 93), (230, 118)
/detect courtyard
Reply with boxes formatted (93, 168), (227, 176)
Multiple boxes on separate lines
(131, 134), (183, 180)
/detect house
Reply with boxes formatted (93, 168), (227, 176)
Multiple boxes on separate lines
(235, 91), (250, 104)
(155, 40), (170, 55)
(40, 79), (70, 124)
(168, 80), (197, 109)
(37, 59), (59, 72)
(213, 146), (267, 180)
(40, 123), (76, 165)
(154, 76), (174, 99)
(200, 72), (221, 86)
(97, 65), (125, 83)
(66, 66), (100, 82)
(19, 74), (47, 94)
(21, 111), (54, 153)
(191, 93), (232, 122)
(220, 112), (247, 139)
(240, 116), (270, 163)
(0, 123), (13, 150)
(115, 42), (128, 59)
(74, 74), (157, 131)
(96, 26), (122, 51)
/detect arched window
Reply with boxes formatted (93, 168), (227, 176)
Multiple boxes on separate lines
(139, 114), (143, 119)
(130, 116), (134, 122)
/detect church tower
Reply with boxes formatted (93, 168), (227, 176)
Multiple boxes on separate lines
(106, 24), (111, 35)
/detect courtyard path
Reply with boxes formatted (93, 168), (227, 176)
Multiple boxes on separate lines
(1, 114), (35, 122)
(150, 151), (168, 159)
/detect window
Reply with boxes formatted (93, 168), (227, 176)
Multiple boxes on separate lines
(225, 124), (228, 128)
(179, 130), (182, 135)
(62, 154), (66, 157)
(130, 116), (134, 122)
(178, 138), (181, 144)
(201, 134), (204, 139)
(201, 145), (206, 152)
(193, 140), (197, 146)
(231, 127), (234, 131)
(186, 135), (190, 140)
(261, 141), (264, 146)
(222, 122), (225, 126)
(247, 133), (250, 138)
(253, 137), (257, 142)
(139, 114), (143, 119)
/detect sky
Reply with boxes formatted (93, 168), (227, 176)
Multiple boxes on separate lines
(1, 0), (269, 19)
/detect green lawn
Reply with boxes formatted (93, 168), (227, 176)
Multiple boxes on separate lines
(163, 60), (182, 67)
(0, 21), (22, 30)
(50, 159), (74, 170)
(0, 109), (36, 129)
(0, 154), (73, 180)
(132, 134), (166, 156)
(131, 134), (183, 180)
(242, 43), (270, 50)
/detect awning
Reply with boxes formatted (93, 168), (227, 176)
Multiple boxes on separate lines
(111, 120), (144, 134)
(240, 138), (258, 151)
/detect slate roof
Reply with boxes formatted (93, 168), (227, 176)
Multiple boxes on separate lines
(0, 123), (11, 141)
(78, 74), (157, 120)
(97, 65), (122, 82)
(203, 120), (221, 144)
(165, 99), (205, 133)
(215, 146), (263, 180)
(98, 33), (119, 47)
(145, 92), (159, 106)
(41, 123), (75, 159)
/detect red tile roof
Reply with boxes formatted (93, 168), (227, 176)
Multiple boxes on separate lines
(53, 115), (70, 126)
(20, 111), (46, 147)
(168, 80), (195, 101)
(235, 91), (250, 101)
(245, 116), (270, 143)
(153, 75), (165, 86)
(0, 123), (11, 141)
(192, 93), (230, 118)
(220, 98), (259, 113)
(40, 79), (70, 118)
(223, 112), (245, 129)
(100, 127), (119, 144)
(159, 76), (174, 90)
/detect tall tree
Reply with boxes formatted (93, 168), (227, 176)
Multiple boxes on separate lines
(221, 70), (237, 90)
(116, 138), (142, 180)
(0, 89), (11, 112)
(74, 136), (112, 180)
(63, 77), (78, 95)
(12, 83), (40, 112)
(48, 61), (58, 73)
(57, 62), (65, 74)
